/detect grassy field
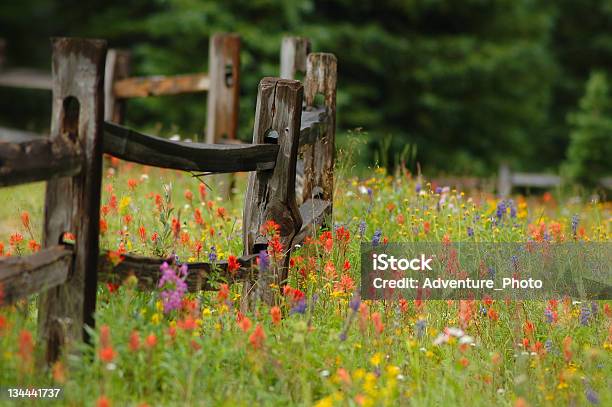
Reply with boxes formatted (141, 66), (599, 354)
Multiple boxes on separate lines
(0, 148), (611, 406)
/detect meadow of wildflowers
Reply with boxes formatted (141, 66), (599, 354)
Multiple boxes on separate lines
(0, 151), (611, 406)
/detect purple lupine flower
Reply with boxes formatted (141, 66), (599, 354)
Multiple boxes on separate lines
(467, 227), (474, 237)
(509, 200), (517, 218)
(208, 246), (217, 262)
(435, 187), (442, 194)
(358, 220), (366, 239)
(258, 250), (269, 273)
(591, 302), (598, 317)
(580, 304), (591, 326)
(488, 267), (495, 279)
(349, 294), (361, 312)
(158, 262), (188, 314)
(585, 388), (600, 405)
(572, 214), (579, 237)
(496, 200), (506, 221)
(290, 299), (307, 315)
(480, 305), (487, 316)
(545, 308), (555, 324)
(545, 339), (553, 353)
(415, 183), (422, 193)
(372, 229), (382, 246)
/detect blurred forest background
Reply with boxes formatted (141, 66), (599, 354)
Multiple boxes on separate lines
(1, 0), (611, 179)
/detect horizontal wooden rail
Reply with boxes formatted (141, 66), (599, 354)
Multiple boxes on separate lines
(98, 252), (258, 291)
(113, 73), (209, 98)
(0, 131), (81, 187)
(103, 122), (279, 173)
(0, 245), (72, 305)
(0, 69), (52, 90)
(299, 107), (327, 146)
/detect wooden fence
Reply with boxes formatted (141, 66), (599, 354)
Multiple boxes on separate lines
(0, 37), (337, 364)
(497, 164), (612, 196)
(0, 34), (240, 143)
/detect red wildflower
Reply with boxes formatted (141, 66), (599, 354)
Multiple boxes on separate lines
(0, 242), (4, 256)
(562, 336), (572, 362)
(180, 231), (190, 245)
(127, 178), (138, 190)
(249, 324), (266, 349)
(100, 219), (108, 235)
(396, 213), (405, 225)
(171, 218), (181, 239)
(199, 183), (207, 201)
(523, 320), (535, 335)
(97, 396), (111, 407)
(99, 346), (116, 363)
(21, 211), (30, 229)
(52, 361), (66, 383)
(334, 274), (355, 293)
(228, 255), (240, 274)
(371, 312), (384, 334)
(260, 220), (280, 236)
(145, 333), (157, 349)
(423, 221), (430, 234)
(139, 225), (147, 242)
(184, 189), (193, 202)
(238, 316), (252, 332)
(194, 208), (204, 225)
(9, 232), (23, 246)
(343, 260), (351, 271)
(106, 283), (119, 293)
(28, 240), (41, 252)
(100, 324), (111, 347)
(269, 236), (284, 255)
(487, 308), (499, 321)
(217, 283), (230, 303)
(151, 232), (158, 243)
(101, 204), (110, 217)
(109, 194), (118, 211)
(129, 331), (140, 352)
(335, 226), (350, 243)
(18, 329), (33, 363)
(154, 194), (163, 211)
(270, 306), (282, 325)
(217, 207), (227, 219)
(123, 214), (132, 225)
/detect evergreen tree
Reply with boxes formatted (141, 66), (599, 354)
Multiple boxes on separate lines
(563, 72), (612, 187)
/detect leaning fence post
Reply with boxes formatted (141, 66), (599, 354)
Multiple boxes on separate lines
(37, 38), (106, 364)
(242, 77), (303, 308)
(302, 53), (337, 219)
(280, 36), (311, 79)
(104, 49), (131, 123)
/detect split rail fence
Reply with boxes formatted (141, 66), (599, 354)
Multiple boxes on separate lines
(0, 36), (337, 364)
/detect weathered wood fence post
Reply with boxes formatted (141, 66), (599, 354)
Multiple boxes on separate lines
(104, 49), (131, 123)
(302, 53), (337, 219)
(206, 33), (241, 143)
(280, 37), (311, 80)
(242, 77), (303, 307)
(37, 38), (106, 364)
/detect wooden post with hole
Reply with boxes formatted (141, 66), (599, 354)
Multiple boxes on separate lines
(242, 77), (303, 308)
(206, 33), (240, 198)
(206, 33), (240, 143)
(104, 49), (131, 123)
(302, 53), (337, 219)
(280, 36), (311, 79)
(37, 38), (106, 364)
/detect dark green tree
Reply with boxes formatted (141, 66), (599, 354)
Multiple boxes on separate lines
(563, 72), (612, 187)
